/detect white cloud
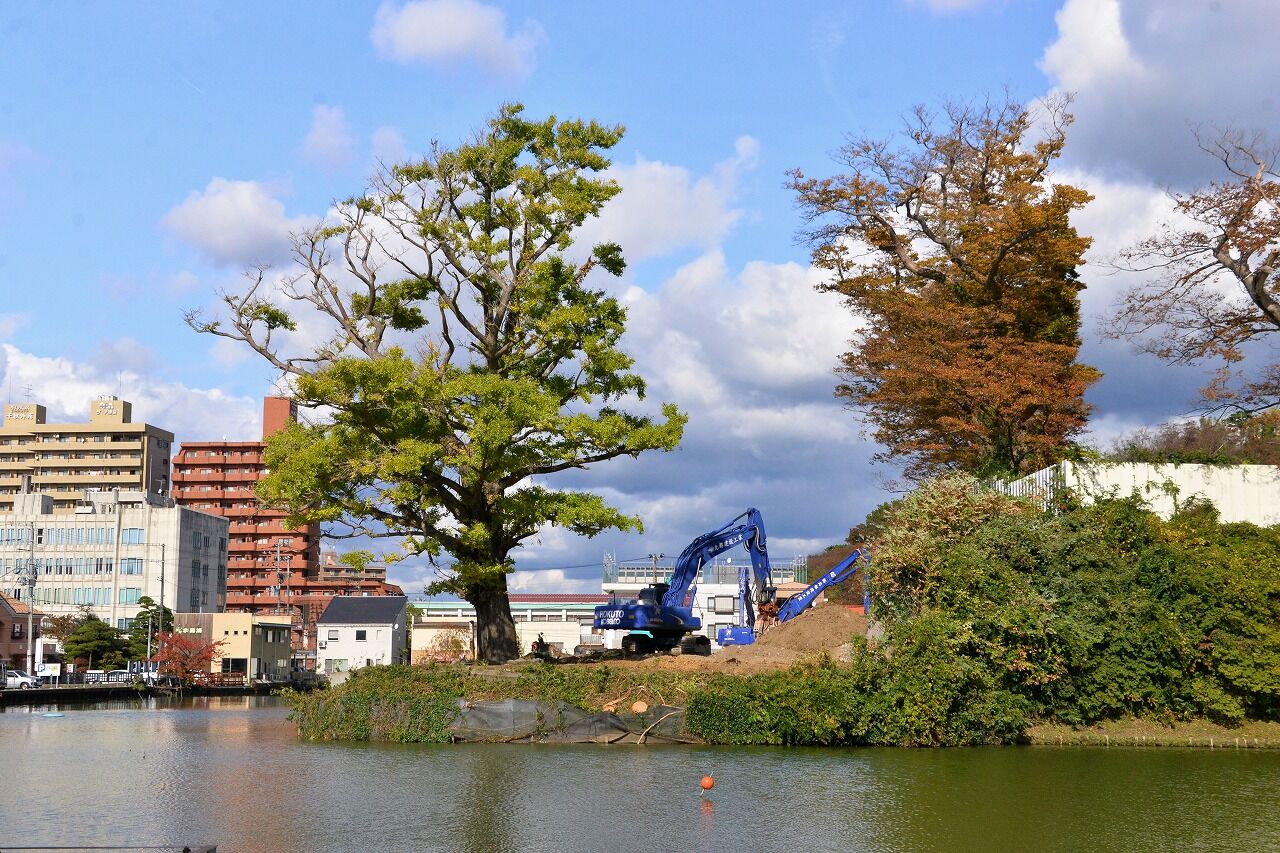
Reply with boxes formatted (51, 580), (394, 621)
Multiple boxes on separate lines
(578, 136), (760, 262)
(507, 250), (878, 587)
(209, 337), (253, 369)
(168, 271), (200, 294)
(1040, 0), (1144, 90)
(371, 125), (408, 165)
(163, 178), (313, 267)
(91, 337), (154, 373)
(370, 0), (544, 77)
(0, 343), (259, 444)
(1040, 0), (1280, 185)
(301, 105), (355, 172)
(508, 569), (597, 594)
(0, 313), (29, 339)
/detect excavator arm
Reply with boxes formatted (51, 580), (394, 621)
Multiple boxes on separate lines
(775, 548), (870, 623)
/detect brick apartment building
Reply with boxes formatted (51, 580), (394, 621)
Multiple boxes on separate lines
(172, 396), (401, 670)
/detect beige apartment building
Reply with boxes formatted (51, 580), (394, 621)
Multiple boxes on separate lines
(174, 612), (292, 681)
(0, 397), (174, 512)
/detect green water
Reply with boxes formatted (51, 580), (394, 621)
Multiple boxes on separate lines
(3, 696), (1278, 852)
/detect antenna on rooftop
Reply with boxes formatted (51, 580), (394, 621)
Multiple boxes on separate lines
(22, 384), (33, 403)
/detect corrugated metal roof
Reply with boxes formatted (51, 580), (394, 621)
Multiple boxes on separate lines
(317, 595), (408, 625)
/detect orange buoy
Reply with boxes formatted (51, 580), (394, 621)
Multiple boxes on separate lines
(699, 775), (715, 791)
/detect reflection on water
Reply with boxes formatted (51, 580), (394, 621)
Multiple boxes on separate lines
(3, 698), (1280, 853)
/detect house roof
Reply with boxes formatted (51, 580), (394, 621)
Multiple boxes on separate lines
(317, 595), (408, 625)
(0, 592), (42, 617)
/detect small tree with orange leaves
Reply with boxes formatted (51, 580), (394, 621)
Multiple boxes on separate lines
(155, 632), (226, 686)
(789, 95), (1099, 480)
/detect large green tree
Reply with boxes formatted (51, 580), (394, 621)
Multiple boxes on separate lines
(63, 616), (129, 670)
(188, 104), (685, 662)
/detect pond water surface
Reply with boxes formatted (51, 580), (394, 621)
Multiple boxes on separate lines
(3, 696), (1279, 852)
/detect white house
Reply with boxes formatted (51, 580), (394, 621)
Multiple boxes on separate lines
(316, 595), (408, 675)
(1000, 461), (1280, 525)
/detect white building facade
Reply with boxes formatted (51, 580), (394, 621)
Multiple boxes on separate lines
(0, 490), (229, 630)
(412, 594), (611, 659)
(1000, 462), (1280, 525)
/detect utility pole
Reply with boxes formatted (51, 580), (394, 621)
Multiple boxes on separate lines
(648, 553), (664, 585)
(275, 540), (287, 614)
(155, 542), (166, 667)
(23, 523), (37, 675)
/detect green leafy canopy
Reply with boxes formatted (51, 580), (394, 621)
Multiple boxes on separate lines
(188, 104), (686, 661)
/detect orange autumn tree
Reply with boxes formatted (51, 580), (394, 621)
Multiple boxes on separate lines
(155, 632), (226, 685)
(789, 96), (1099, 479)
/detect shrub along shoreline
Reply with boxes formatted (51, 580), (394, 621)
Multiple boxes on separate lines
(286, 475), (1279, 747)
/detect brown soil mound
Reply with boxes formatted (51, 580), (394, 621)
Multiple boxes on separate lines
(756, 603), (868, 652)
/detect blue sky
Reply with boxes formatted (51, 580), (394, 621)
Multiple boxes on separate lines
(1, 1), (1276, 593)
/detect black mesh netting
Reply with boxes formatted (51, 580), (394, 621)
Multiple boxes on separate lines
(447, 699), (696, 744)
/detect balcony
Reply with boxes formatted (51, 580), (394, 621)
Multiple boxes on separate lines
(31, 455), (142, 468)
(32, 472), (140, 485)
(35, 439), (143, 452)
(173, 470), (225, 484)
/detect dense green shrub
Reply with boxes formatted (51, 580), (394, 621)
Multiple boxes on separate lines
(867, 476), (1280, 728)
(286, 665), (465, 742)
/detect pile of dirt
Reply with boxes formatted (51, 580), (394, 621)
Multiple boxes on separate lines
(756, 603), (868, 652)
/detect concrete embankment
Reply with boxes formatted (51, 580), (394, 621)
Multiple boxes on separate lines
(0, 682), (293, 707)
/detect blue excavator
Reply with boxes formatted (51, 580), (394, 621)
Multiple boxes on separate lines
(594, 508), (772, 655)
(595, 507), (872, 652)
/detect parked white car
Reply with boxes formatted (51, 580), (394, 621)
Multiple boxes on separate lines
(6, 669), (39, 689)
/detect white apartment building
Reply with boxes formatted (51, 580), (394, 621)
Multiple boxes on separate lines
(0, 490), (229, 630)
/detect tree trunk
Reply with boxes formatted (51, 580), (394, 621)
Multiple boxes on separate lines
(468, 575), (520, 663)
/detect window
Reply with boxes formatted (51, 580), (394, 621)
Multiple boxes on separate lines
(711, 596), (737, 615)
(327, 629), (338, 641)
(355, 630), (367, 641)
